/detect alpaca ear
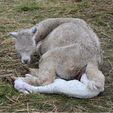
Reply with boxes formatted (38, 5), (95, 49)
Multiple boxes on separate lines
(31, 27), (37, 34)
(9, 32), (18, 38)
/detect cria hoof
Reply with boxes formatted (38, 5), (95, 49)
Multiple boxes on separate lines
(25, 74), (32, 77)
(87, 81), (104, 92)
(14, 78), (30, 94)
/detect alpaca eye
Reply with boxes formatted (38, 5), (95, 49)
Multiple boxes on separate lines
(18, 49), (23, 52)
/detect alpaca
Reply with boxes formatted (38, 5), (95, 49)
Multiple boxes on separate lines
(10, 18), (105, 92)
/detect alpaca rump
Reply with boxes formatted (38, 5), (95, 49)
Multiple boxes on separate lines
(14, 74), (102, 99)
(10, 18), (105, 92)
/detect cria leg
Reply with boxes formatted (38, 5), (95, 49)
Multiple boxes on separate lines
(14, 74), (101, 98)
(20, 61), (56, 86)
(29, 68), (39, 77)
(85, 62), (105, 91)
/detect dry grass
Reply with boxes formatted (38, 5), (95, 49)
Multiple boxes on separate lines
(0, 0), (113, 112)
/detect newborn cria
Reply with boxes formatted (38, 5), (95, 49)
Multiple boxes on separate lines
(10, 18), (105, 91)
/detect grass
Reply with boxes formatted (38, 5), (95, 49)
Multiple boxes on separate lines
(0, 0), (113, 112)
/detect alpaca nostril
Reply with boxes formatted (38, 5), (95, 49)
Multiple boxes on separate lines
(23, 59), (29, 64)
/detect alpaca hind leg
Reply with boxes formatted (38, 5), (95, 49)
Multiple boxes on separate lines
(14, 74), (101, 98)
(85, 62), (105, 92)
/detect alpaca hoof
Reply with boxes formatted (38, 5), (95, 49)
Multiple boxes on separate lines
(14, 78), (30, 94)
(87, 81), (104, 92)
(25, 74), (33, 77)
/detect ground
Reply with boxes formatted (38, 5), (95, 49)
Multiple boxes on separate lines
(0, 0), (113, 112)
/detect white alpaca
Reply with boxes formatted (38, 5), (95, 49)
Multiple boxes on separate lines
(10, 18), (105, 91)
(11, 18), (105, 98)
(14, 73), (102, 98)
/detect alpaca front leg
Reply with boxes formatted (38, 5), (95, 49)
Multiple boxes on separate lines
(85, 63), (105, 92)
(20, 65), (56, 86)
(29, 68), (39, 77)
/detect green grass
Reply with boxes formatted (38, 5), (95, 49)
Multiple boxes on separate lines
(0, 0), (113, 112)
(16, 1), (42, 12)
